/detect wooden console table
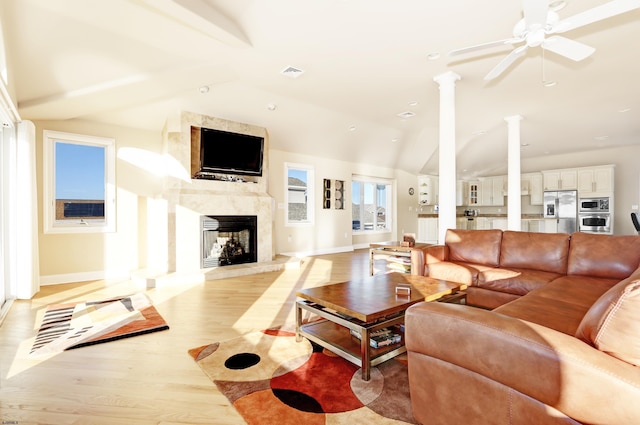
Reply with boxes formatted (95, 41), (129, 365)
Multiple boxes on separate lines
(369, 241), (431, 275)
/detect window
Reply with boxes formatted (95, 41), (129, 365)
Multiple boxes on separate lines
(352, 177), (392, 232)
(285, 163), (314, 226)
(43, 130), (116, 233)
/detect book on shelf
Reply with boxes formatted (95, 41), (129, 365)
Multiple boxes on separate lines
(350, 328), (402, 348)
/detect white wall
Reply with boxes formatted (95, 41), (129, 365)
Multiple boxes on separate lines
(269, 149), (418, 255)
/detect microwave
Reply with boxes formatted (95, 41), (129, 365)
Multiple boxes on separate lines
(579, 197), (609, 213)
(578, 213), (611, 234)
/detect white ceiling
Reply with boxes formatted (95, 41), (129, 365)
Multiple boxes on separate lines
(4, 0), (640, 179)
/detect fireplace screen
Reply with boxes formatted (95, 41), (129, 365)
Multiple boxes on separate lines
(201, 215), (257, 268)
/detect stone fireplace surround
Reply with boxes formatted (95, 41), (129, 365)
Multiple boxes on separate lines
(158, 111), (281, 280)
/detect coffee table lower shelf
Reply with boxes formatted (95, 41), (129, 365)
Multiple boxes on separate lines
(296, 304), (406, 380)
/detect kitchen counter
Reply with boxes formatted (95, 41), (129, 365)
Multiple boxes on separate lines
(418, 214), (544, 219)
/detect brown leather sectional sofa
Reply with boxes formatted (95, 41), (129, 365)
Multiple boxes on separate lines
(406, 229), (640, 425)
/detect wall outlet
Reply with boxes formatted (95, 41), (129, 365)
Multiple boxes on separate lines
(632, 205), (639, 211)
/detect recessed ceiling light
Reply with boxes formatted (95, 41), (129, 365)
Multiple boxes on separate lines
(198, 85), (210, 94)
(472, 130), (487, 136)
(391, 138), (399, 143)
(408, 101), (419, 106)
(426, 52), (441, 60)
(348, 125), (357, 132)
(281, 66), (304, 78)
(618, 107), (631, 113)
(543, 80), (557, 87)
(594, 135), (609, 141)
(266, 103), (277, 111)
(397, 111), (416, 119)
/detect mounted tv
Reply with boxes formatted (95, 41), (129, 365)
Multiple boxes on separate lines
(198, 127), (264, 177)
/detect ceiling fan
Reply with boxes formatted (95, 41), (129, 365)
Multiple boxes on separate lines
(449, 0), (640, 80)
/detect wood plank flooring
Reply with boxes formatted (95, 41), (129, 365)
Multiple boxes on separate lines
(0, 250), (374, 425)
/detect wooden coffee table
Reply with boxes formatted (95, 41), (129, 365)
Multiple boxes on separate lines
(296, 273), (465, 380)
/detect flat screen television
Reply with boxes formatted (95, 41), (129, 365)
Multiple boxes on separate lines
(198, 127), (264, 177)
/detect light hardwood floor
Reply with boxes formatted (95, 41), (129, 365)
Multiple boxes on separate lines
(0, 250), (374, 425)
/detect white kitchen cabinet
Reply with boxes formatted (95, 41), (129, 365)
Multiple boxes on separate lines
(491, 218), (508, 230)
(475, 217), (490, 230)
(577, 165), (614, 197)
(529, 172), (543, 205)
(528, 219), (545, 232)
(480, 176), (505, 206)
(417, 217), (438, 244)
(543, 169), (578, 190)
(467, 182), (480, 206)
(456, 217), (468, 230)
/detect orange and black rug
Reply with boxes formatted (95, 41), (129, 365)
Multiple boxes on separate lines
(189, 328), (416, 424)
(30, 293), (169, 358)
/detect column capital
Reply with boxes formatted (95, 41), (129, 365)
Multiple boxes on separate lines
(504, 115), (523, 124)
(433, 71), (461, 86)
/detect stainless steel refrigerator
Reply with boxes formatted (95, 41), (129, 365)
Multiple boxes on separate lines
(543, 190), (578, 234)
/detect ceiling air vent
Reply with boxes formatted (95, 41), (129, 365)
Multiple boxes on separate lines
(281, 66), (304, 78)
(397, 111), (416, 119)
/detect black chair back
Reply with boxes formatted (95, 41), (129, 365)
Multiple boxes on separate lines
(631, 212), (640, 234)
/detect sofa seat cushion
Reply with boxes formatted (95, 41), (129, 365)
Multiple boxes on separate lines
(567, 232), (640, 279)
(427, 261), (494, 285)
(576, 273), (640, 366)
(477, 267), (561, 296)
(530, 276), (619, 309)
(494, 294), (591, 336)
(445, 229), (503, 267)
(500, 231), (570, 275)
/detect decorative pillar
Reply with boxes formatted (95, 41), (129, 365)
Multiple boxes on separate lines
(505, 115), (523, 231)
(433, 71), (461, 244)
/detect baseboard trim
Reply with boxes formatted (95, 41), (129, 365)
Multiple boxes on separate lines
(40, 270), (132, 286)
(280, 245), (354, 258)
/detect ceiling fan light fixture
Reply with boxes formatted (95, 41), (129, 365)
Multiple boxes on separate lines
(549, 0), (567, 12)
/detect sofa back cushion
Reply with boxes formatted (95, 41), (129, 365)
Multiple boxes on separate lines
(499, 231), (570, 274)
(445, 229), (502, 267)
(567, 232), (640, 279)
(575, 270), (640, 366)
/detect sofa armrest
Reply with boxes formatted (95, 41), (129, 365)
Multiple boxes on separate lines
(405, 302), (640, 425)
(410, 244), (447, 276)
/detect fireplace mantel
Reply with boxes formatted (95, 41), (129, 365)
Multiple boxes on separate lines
(160, 112), (274, 273)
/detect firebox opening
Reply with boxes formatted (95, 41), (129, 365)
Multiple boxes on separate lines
(201, 215), (257, 268)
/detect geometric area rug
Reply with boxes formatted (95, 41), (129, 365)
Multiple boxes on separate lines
(188, 328), (417, 424)
(30, 293), (169, 358)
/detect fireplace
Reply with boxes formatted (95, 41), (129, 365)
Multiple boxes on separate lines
(201, 215), (257, 268)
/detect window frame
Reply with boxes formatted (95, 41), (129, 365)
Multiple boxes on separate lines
(43, 130), (116, 234)
(285, 162), (314, 227)
(351, 176), (393, 234)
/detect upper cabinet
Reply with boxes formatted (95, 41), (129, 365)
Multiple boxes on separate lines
(480, 176), (505, 206)
(543, 169), (578, 190)
(577, 165), (614, 197)
(467, 182), (480, 206)
(521, 172), (543, 205)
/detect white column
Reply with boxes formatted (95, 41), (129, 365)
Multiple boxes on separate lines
(434, 71), (461, 244)
(505, 115), (523, 231)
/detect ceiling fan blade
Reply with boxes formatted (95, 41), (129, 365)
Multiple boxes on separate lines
(484, 45), (528, 80)
(523, 0), (548, 29)
(553, 0), (640, 33)
(448, 37), (523, 57)
(542, 36), (595, 61)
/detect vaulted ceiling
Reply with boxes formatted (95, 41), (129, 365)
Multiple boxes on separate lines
(4, 0), (640, 179)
